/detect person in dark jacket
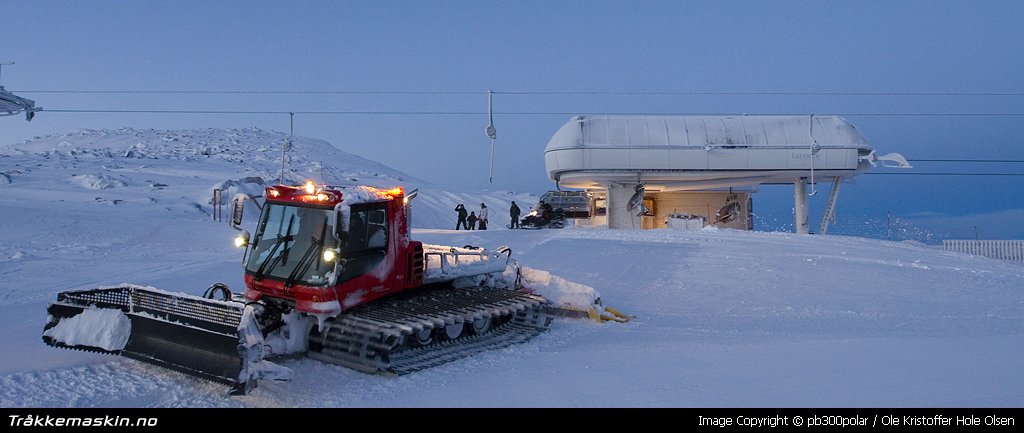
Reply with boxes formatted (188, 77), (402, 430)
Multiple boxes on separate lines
(539, 200), (553, 222)
(455, 204), (468, 230)
(467, 211), (478, 230)
(509, 201), (521, 229)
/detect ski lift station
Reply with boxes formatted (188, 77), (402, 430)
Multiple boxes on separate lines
(0, 63), (41, 121)
(544, 115), (910, 233)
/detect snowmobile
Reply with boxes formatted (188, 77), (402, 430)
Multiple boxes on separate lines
(43, 182), (553, 394)
(514, 208), (566, 229)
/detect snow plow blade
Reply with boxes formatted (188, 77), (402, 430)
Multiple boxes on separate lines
(43, 285), (256, 395)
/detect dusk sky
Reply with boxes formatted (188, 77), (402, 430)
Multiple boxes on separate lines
(3, 1), (1023, 239)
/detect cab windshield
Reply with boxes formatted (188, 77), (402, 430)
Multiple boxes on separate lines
(246, 203), (339, 286)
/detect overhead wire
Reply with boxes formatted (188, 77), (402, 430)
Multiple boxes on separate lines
(38, 108), (1024, 117)
(14, 89), (1024, 97)
(908, 159), (1024, 163)
(25, 89), (1024, 179)
(866, 172), (1024, 176)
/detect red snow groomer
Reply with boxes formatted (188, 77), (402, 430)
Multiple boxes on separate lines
(43, 181), (552, 394)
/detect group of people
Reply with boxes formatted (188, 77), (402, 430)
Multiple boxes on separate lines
(455, 200), (547, 230)
(454, 203), (489, 230)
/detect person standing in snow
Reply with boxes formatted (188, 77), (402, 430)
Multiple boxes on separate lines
(467, 211), (478, 230)
(509, 201), (521, 229)
(455, 204), (468, 230)
(478, 203), (488, 230)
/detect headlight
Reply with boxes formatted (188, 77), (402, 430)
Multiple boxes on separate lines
(322, 249), (338, 262)
(233, 233), (250, 248)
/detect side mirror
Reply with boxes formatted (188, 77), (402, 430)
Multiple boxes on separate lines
(404, 188), (419, 228)
(333, 204), (350, 241)
(231, 195), (246, 228)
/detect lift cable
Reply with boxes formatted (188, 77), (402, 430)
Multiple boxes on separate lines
(14, 89), (1024, 97)
(39, 108), (1024, 117)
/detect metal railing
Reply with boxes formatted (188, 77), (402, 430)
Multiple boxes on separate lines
(943, 240), (1024, 262)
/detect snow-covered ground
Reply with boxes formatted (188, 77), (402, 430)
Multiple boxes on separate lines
(1, 129), (1022, 407)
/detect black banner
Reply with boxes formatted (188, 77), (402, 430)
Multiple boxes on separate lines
(1, 408), (1021, 432)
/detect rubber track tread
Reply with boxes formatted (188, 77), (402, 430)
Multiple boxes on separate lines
(308, 287), (552, 374)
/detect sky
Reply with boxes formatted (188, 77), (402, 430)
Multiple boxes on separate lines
(2, 0), (1023, 238)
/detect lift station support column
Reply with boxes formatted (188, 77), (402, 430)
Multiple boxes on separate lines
(794, 178), (810, 234)
(607, 183), (641, 229)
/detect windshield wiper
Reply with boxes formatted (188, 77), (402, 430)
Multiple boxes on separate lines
(252, 233), (293, 281)
(284, 217), (329, 288)
(279, 215), (295, 266)
(253, 215), (295, 281)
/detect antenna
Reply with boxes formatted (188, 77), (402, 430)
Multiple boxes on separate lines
(485, 90), (497, 183)
(280, 112), (294, 184)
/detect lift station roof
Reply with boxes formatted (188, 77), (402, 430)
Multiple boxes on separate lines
(545, 115), (877, 191)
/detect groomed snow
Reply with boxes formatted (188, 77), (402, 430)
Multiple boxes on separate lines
(1, 128), (1022, 407)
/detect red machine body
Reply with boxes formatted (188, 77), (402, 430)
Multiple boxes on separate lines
(242, 183), (424, 317)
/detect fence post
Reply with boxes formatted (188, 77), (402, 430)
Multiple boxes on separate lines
(213, 188), (222, 222)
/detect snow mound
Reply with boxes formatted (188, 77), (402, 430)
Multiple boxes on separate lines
(3, 127), (416, 189)
(43, 309), (131, 352)
(2, 127), (540, 230)
(515, 266), (602, 312)
(70, 174), (126, 190)
(208, 177), (266, 206)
